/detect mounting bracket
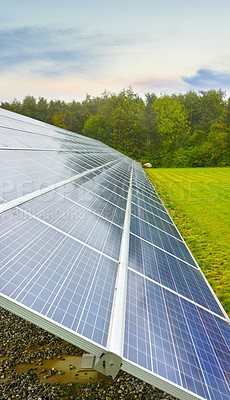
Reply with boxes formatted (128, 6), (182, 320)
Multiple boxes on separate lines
(93, 352), (122, 379)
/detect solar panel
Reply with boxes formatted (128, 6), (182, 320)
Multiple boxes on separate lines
(0, 107), (229, 400)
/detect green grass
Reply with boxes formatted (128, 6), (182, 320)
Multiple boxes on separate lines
(145, 167), (230, 316)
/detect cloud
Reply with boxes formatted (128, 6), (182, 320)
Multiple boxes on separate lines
(183, 69), (230, 88)
(131, 76), (186, 93)
(0, 26), (129, 78)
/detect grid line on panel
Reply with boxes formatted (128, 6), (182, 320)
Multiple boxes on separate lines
(15, 149), (112, 179)
(132, 189), (166, 211)
(0, 215), (118, 349)
(128, 267), (226, 322)
(140, 237), (182, 383)
(124, 270), (182, 387)
(133, 201), (172, 225)
(182, 302), (230, 399)
(136, 188), (191, 247)
(0, 161), (41, 202)
(137, 237), (225, 315)
(160, 280), (183, 387)
(39, 242), (88, 322)
(90, 177), (129, 200)
(0, 155), (71, 201)
(163, 290), (211, 399)
(198, 309), (230, 385)
(40, 150), (90, 176)
(130, 232), (198, 270)
(132, 213), (184, 243)
(19, 189), (123, 260)
(56, 171), (128, 210)
(128, 235), (224, 318)
(132, 195), (169, 216)
(124, 271), (152, 372)
(0, 124), (62, 140)
(141, 168), (165, 201)
(15, 207), (119, 263)
(132, 185), (162, 205)
(131, 214), (196, 267)
(0, 159), (120, 215)
(0, 219), (51, 274)
(132, 203), (175, 226)
(0, 224), (68, 300)
(143, 276), (154, 374)
(130, 216), (196, 268)
(132, 176), (160, 193)
(55, 191), (123, 229)
(73, 253), (111, 334)
(61, 181), (127, 212)
(0, 114), (92, 144)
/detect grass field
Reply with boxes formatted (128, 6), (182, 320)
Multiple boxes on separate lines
(145, 167), (230, 316)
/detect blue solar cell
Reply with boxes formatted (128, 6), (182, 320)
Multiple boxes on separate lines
(163, 290), (210, 398)
(132, 194), (171, 222)
(20, 193), (123, 260)
(130, 215), (196, 266)
(91, 175), (128, 199)
(0, 150), (69, 187)
(0, 162), (42, 201)
(196, 308), (230, 390)
(0, 127), (63, 149)
(58, 182), (127, 221)
(88, 185), (127, 210)
(77, 193), (125, 226)
(100, 171), (129, 192)
(62, 152), (110, 170)
(132, 188), (166, 211)
(182, 300), (230, 400)
(128, 235), (224, 318)
(0, 209), (118, 348)
(124, 270), (183, 386)
(132, 185), (161, 203)
(23, 150), (86, 176)
(131, 202), (181, 240)
(107, 168), (131, 185)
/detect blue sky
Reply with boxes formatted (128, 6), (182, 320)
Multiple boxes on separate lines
(1, 0), (230, 101)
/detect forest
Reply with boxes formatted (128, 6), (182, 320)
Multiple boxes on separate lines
(1, 88), (230, 167)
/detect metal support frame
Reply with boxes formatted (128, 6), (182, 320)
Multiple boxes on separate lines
(94, 163), (133, 378)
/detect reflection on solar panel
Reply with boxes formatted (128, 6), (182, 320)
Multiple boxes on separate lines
(0, 107), (229, 400)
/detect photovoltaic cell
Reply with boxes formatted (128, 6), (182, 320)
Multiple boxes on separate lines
(19, 194), (122, 260)
(181, 301), (230, 400)
(0, 209), (118, 348)
(130, 215), (196, 266)
(0, 108), (229, 400)
(124, 269), (229, 400)
(0, 161), (43, 201)
(132, 194), (171, 222)
(128, 235), (224, 317)
(131, 202), (181, 240)
(124, 270), (184, 387)
(0, 127), (63, 149)
(132, 187), (166, 208)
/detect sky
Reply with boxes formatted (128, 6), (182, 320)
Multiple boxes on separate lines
(1, 0), (230, 102)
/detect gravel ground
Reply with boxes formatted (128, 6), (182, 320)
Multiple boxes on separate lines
(0, 308), (178, 400)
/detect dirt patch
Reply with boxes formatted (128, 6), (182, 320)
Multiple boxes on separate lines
(12, 355), (99, 384)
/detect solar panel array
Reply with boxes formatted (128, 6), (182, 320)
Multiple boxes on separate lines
(0, 107), (229, 400)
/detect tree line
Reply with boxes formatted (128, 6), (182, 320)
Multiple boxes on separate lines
(1, 88), (230, 167)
